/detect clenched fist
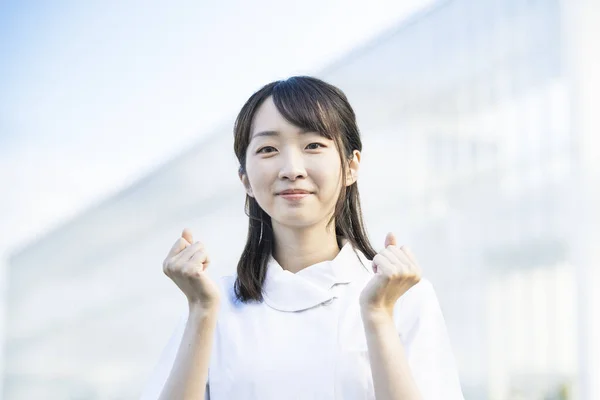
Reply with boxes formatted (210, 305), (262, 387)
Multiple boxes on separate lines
(162, 228), (220, 311)
(359, 232), (421, 317)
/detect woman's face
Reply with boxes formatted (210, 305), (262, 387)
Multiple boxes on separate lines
(241, 96), (358, 229)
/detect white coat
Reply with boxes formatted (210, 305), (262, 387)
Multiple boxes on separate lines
(140, 241), (464, 399)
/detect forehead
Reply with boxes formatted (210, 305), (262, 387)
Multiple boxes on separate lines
(249, 96), (335, 143)
(251, 96), (295, 134)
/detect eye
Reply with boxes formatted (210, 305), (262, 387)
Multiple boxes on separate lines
(306, 143), (326, 150)
(257, 146), (277, 154)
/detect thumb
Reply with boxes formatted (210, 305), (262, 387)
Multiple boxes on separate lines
(181, 228), (194, 244)
(384, 232), (397, 247)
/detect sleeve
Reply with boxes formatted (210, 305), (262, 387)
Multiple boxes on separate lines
(138, 313), (210, 400)
(394, 278), (465, 400)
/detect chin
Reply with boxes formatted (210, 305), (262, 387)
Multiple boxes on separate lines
(272, 212), (321, 228)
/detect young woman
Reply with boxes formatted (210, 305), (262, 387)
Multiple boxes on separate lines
(140, 76), (464, 400)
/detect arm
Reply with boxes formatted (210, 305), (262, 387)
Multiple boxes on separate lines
(140, 228), (220, 400)
(392, 280), (464, 400)
(361, 280), (464, 400)
(157, 304), (217, 400)
(362, 309), (422, 400)
(359, 234), (464, 400)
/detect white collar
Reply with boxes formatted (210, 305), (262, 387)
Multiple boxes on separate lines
(262, 240), (372, 312)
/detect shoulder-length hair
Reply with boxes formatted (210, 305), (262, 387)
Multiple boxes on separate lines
(233, 76), (376, 303)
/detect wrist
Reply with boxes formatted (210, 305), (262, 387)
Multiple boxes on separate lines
(360, 305), (395, 326)
(188, 300), (220, 319)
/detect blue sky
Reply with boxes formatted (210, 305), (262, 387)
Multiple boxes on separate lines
(0, 0), (431, 258)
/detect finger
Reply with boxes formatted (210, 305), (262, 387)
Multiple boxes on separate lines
(372, 253), (395, 276)
(379, 248), (403, 272)
(379, 247), (400, 268)
(398, 246), (421, 279)
(182, 228), (194, 244)
(171, 241), (205, 265)
(386, 246), (412, 267)
(399, 246), (420, 271)
(188, 249), (210, 272)
(381, 249), (414, 279)
(384, 232), (397, 248)
(166, 237), (190, 260)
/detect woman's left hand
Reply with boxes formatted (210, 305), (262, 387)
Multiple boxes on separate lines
(359, 232), (422, 318)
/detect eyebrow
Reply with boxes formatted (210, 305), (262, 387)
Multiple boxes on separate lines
(251, 129), (314, 139)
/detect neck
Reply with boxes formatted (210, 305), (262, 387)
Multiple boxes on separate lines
(271, 221), (341, 274)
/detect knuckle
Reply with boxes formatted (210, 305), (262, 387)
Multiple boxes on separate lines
(378, 272), (391, 281)
(407, 272), (420, 281)
(163, 261), (174, 276)
(192, 250), (206, 261)
(171, 261), (184, 273)
(183, 267), (201, 278)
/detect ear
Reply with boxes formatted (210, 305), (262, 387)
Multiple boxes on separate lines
(345, 150), (361, 186)
(239, 170), (254, 197)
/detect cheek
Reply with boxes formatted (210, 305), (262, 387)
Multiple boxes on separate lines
(318, 156), (342, 185)
(311, 163), (343, 198)
(246, 163), (272, 196)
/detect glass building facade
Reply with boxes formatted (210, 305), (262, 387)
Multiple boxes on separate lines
(3, 0), (599, 399)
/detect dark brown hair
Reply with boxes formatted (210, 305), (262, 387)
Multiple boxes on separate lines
(233, 76), (376, 303)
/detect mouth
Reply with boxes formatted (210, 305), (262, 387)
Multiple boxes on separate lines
(277, 189), (312, 195)
(277, 189), (313, 200)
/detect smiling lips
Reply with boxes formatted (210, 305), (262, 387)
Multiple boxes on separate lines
(278, 189), (311, 195)
(277, 189), (312, 200)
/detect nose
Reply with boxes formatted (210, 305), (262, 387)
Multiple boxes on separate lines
(278, 149), (307, 181)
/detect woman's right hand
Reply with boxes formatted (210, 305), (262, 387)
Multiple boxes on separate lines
(162, 228), (220, 312)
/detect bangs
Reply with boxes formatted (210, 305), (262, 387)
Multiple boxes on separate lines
(270, 77), (342, 140)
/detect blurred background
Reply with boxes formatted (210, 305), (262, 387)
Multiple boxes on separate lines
(1, 0), (599, 398)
